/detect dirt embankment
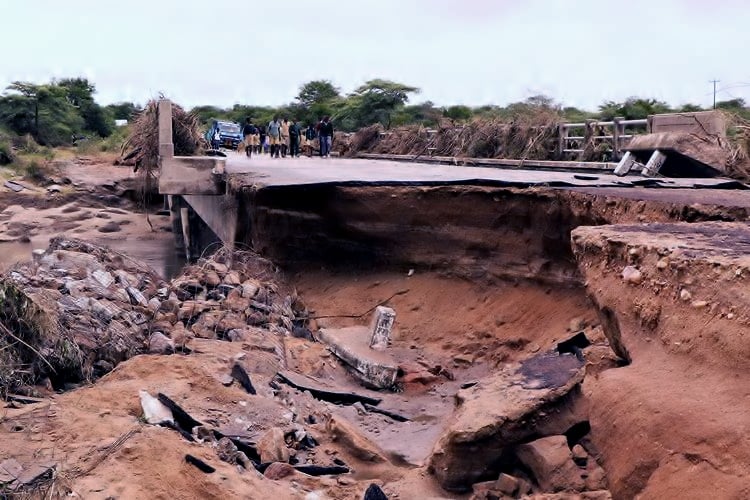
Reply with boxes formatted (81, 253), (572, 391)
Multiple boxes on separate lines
(246, 185), (750, 287)
(572, 222), (750, 499)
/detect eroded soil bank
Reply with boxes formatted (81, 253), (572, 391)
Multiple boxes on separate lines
(2, 166), (750, 499)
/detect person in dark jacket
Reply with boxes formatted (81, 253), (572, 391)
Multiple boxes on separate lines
(288, 119), (302, 158)
(319, 116), (334, 158)
(303, 124), (316, 157)
(257, 124), (266, 154)
(242, 118), (258, 157)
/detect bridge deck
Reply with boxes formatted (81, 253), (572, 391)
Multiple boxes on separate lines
(224, 155), (743, 191)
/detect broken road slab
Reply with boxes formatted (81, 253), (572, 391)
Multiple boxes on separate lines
(317, 326), (400, 389)
(429, 350), (585, 491)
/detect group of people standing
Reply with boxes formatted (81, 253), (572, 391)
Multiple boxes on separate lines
(240, 116), (334, 159)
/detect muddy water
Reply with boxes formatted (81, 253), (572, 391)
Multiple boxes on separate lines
(0, 234), (186, 280)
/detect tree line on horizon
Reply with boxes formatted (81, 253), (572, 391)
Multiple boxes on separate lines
(1, 77), (748, 148)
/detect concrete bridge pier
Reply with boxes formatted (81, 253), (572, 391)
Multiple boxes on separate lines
(157, 99), (241, 260)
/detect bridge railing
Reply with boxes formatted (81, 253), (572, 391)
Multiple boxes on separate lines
(375, 118), (650, 161)
(556, 117), (649, 160)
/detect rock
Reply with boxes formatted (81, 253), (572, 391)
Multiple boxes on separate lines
(177, 300), (210, 321)
(126, 286), (148, 307)
(139, 390), (174, 425)
(241, 280), (260, 298)
(47, 184), (63, 193)
(327, 416), (386, 463)
(216, 312), (248, 333)
(571, 444), (588, 466)
(224, 271), (241, 286)
(495, 472), (520, 495)
(680, 289), (692, 301)
(202, 271), (221, 288)
(98, 221), (121, 233)
(210, 261), (229, 275)
(692, 300), (708, 309)
(584, 463), (608, 491)
(224, 288), (251, 312)
(453, 354), (474, 365)
(92, 269), (115, 288)
(656, 257), (669, 270)
(621, 266), (642, 284)
(429, 351), (585, 492)
(363, 484), (389, 500)
(148, 332), (175, 354)
(470, 481), (499, 499)
(264, 462), (296, 480)
(257, 427), (291, 464)
(515, 435), (585, 492)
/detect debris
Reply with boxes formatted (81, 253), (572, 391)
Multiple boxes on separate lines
(0, 458), (23, 483)
(515, 435), (586, 492)
(363, 403), (410, 422)
(231, 362), (257, 394)
(3, 180), (24, 192)
(621, 266), (642, 284)
(369, 306), (395, 350)
(429, 350), (585, 491)
(495, 473), (521, 495)
(363, 483), (389, 500)
(216, 437), (252, 469)
(148, 332), (175, 354)
(139, 390), (174, 425)
(317, 327), (399, 389)
(98, 221), (121, 233)
(257, 427), (291, 463)
(294, 464), (350, 476)
(184, 454), (215, 474)
(680, 289), (693, 301)
(326, 416), (386, 463)
(46, 184), (63, 193)
(157, 393), (202, 433)
(276, 370), (381, 406)
(126, 286), (148, 307)
(264, 462), (296, 479)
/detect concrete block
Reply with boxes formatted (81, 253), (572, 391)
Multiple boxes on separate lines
(369, 306), (395, 350)
(318, 326), (399, 389)
(613, 151), (637, 177)
(159, 156), (226, 195)
(642, 149), (667, 177)
(650, 111), (726, 138)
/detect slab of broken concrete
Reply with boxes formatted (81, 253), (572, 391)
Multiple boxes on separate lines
(316, 326), (399, 390)
(429, 350), (586, 492)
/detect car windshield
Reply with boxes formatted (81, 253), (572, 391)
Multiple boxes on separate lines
(219, 123), (241, 134)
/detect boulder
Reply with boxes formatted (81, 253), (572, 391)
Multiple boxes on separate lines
(148, 332), (175, 354)
(429, 351), (586, 492)
(515, 435), (585, 492)
(202, 271), (222, 288)
(256, 427), (290, 464)
(264, 462), (296, 480)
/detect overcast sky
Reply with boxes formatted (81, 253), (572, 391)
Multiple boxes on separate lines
(2, 0), (749, 111)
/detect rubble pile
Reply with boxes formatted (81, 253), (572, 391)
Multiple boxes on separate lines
(0, 238), (167, 395)
(148, 248), (301, 354)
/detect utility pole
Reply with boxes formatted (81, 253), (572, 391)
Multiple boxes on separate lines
(710, 79), (720, 109)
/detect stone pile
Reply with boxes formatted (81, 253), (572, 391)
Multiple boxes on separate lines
(0, 238), (167, 393)
(148, 249), (300, 353)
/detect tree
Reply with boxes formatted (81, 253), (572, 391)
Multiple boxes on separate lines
(716, 98), (746, 110)
(344, 79), (420, 129)
(0, 81), (84, 145)
(598, 98), (672, 120)
(677, 103), (704, 113)
(296, 80), (340, 109)
(443, 105), (472, 121)
(57, 78), (113, 137)
(106, 102), (142, 121)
